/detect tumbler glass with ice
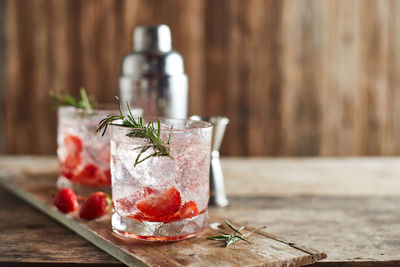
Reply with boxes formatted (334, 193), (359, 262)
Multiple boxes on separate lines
(57, 106), (142, 195)
(110, 118), (212, 241)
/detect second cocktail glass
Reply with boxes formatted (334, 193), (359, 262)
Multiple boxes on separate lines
(57, 106), (142, 195)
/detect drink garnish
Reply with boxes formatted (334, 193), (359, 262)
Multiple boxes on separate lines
(207, 220), (267, 247)
(96, 97), (173, 166)
(53, 188), (79, 213)
(79, 192), (112, 220)
(49, 87), (97, 110)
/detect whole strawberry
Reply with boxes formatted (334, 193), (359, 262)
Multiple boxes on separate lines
(79, 192), (111, 220)
(53, 188), (79, 213)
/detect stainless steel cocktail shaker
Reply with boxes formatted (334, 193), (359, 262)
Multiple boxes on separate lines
(119, 25), (188, 119)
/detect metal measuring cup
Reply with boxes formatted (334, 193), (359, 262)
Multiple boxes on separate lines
(190, 116), (229, 207)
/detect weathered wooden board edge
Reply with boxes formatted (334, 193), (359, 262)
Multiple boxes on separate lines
(0, 174), (327, 266)
(253, 228), (327, 262)
(0, 175), (144, 267)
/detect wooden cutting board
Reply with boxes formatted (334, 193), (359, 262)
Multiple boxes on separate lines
(0, 173), (326, 267)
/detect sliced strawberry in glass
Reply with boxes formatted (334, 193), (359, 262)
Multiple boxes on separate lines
(128, 212), (151, 222)
(103, 169), (111, 184)
(142, 186), (156, 196)
(115, 197), (136, 214)
(128, 211), (180, 223)
(60, 134), (83, 180)
(64, 134), (83, 155)
(60, 153), (82, 180)
(114, 187), (156, 215)
(136, 187), (181, 218)
(74, 164), (102, 186)
(162, 211), (181, 223)
(179, 201), (199, 219)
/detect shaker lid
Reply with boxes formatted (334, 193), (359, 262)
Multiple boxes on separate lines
(122, 24), (186, 77)
(134, 25), (172, 52)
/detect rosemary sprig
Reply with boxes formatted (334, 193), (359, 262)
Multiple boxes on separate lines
(207, 220), (266, 247)
(49, 87), (97, 110)
(96, 97), (173, 166)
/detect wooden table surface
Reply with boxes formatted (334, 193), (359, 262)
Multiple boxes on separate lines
(1, 156), (399, 266)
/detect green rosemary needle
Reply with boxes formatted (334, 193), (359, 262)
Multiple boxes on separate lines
(49, 87), (97, 110)
(207, 220), (266, 247)
(96, 97), (172, 166)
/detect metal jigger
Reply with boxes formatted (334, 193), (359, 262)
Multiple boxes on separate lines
(190, 116), (229, 207)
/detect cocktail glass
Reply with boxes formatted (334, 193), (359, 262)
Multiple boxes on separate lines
(57, 106), (142, 195)
(110, 118), (213, 241)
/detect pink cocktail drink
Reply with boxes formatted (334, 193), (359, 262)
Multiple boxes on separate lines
(110, 118), (212, 240)
(57, 106), (141, 195)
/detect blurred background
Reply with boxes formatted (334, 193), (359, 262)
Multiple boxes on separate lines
(0, 0), (399, 156)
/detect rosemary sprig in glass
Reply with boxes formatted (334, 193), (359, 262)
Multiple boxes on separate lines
(96, 97), (173, 166)
(49, 87), (97, 110)
(207, 220), (266, 247)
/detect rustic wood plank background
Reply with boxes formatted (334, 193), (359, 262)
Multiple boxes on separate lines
(3, 0), (400, 156)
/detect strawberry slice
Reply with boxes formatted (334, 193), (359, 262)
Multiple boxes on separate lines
(91, 168), (111, 186)
(114, 187), (156, 214)
(60, 134), (83, 180)
(131, 210), (174, 223)
(104, 169), (111, 183)
(64, 134), (83, 155)
(142, 186), (156, 196)
(53, 188), (79, 213)
(179, 201), (199, 219)
(136, 187), (181, 218)
(74, 164), (101, 186)
(130, 200), (199, 223)
(128, 212), (152, 222)
(128, 211), (181, 223)
(115, 197), (136, 214)
(74, 164), (112, 186)
(60, 153), (82, 180)
(60, 161), (73, 180)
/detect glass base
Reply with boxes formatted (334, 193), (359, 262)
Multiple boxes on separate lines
(112, 211), (208, 241)
(57, 176), (111, 196)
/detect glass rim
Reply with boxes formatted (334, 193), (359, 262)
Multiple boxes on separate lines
(110, 116), (213, 132)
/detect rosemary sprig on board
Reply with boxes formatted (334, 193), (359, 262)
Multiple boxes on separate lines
(96, 97), (172, 166)
(207, 220), (266, 247)
(49, 88), (97, 110)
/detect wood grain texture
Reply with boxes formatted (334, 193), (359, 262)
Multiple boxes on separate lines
(1, 156), (400, 266)
(0, 0), (5, 154)
(0, 167), (326, 266)
(3, 0), (400, 156)
(0, 186), (122, 265)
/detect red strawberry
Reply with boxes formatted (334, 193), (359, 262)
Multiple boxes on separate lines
(128, 212), (151, 222)
(179, 201), (199, 219)
(136, 187), (181, 218)
(142, 186), (156, 196)
(74, 164), (101, 185)
(114, 187), (155, 214)
(104, 169), (111, 182)
(60, 161), (73, 179)
(128, 211), (180, 223)
(114, 197), (136, 214)
(129, 199), (199, 223)
(79, 192), (111, 220)
(53, 188), (79, 213)
(60, 134), (83, 180)
(64, 134), (83, 155)
(162, 211), (181, 223)
(60, 153), (82, 179)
